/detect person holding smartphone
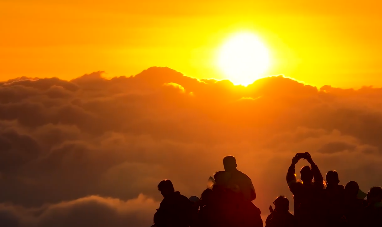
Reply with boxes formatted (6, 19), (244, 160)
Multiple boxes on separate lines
(286, 152), (324, 227)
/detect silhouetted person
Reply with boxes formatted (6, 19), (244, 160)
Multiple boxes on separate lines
(223, 155), (256, 201)
(207, 171), (262, 227)
(362, 187), (382, 227)
(154, 179), (193, 227)
(242, 201), (263, 227)
(286, 152), (324, 227)
(199, 188), (219, 227)
(266, 196), (296, 227)
(323, 170), (345, 227)
(342, 181), (367, 227)
(211, 171), (243, 227)
(326, 170), (344, 190)
(189, 196), (200, 227)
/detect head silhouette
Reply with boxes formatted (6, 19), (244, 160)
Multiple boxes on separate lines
(158, 179), (175, 198)
(214, 171), (228, 186)
(300, 166), (313, 183)
(273, 196), (289, 211)
(326, 170), (340, 186)
(367, 187), (382, 204)
(201, 188), (214, 206)
(345, 181), (359, 198)
(223, 156), (237, 172)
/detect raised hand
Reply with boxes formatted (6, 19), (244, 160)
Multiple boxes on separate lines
(292, 154), (300, 165)
(304, 152), (313, 164)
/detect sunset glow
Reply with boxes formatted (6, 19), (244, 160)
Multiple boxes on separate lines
(217, 32), (270, 85)
(2, 1), (382, 227)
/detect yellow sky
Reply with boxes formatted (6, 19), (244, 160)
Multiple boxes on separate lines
(1, 0), (382, 88)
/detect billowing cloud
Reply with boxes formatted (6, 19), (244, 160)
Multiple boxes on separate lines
(0, 194), (158, 227)
(0, 67), (382, 226)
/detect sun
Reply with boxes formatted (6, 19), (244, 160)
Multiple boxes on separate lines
(217, 32), (271, 86)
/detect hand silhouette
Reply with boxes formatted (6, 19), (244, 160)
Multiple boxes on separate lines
(269, 205), (274, 213)
(292, 154), (301, 165)
(304, 152), (313, 164)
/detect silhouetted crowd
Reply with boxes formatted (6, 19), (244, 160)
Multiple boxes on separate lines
(152, 153), (382, 227)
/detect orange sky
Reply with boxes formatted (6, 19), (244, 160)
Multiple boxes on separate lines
(1, 0), (382, 88)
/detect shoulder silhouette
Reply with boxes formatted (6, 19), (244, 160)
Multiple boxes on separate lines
(363, 186), (382, 227)
(194, 156), (262, 227)
(154, 179), (193, 227)
(223, 155), (256, 201)
(322, 170), (345, 227)
(266, 196), (296, 227)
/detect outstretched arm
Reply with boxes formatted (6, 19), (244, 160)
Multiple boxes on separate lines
(305, 153), (324, 188)
(286, 155), (300, 186)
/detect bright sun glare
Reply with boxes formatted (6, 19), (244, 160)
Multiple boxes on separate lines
(217, 32), (270, 86)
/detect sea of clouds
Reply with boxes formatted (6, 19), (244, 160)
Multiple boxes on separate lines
(0, 67), (382, 227)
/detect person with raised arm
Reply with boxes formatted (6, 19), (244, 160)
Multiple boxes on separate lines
(286, 152), (324, 227)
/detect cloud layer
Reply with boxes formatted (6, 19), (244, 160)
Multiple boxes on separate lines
(0, 194), (158, 227)
(1, 67), (382, 226)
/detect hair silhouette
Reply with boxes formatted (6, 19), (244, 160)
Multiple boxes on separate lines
(326, 170), (340, 185)
(368, 186), (382, 203)
(158, 179), (175, 198)
(300, 166), (313, 183)
(223, 155), (237, 172)
(345, 181), (359, 198)
(154, 179), (193, 227)
(273, 196), (289, 211)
